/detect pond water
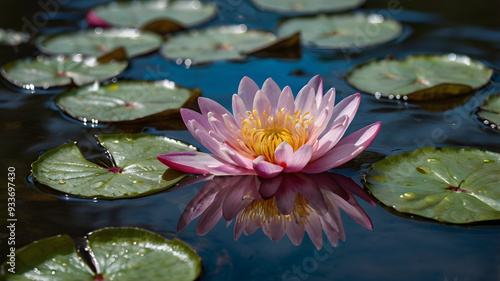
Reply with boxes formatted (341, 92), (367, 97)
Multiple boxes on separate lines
(1, 0), (499, 280)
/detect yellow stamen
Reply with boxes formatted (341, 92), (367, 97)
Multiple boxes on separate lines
(239, 108), (314, 163)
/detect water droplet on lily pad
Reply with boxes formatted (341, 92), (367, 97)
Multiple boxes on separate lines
(31, 133), (197, 199)
(346, 54), (493, 102)
(2, 227), (202, 281)
(366, 147), (500, 224)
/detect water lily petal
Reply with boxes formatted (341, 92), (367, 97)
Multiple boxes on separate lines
(302, 122), (381, 173)
(181, 108), (211, 133)
(178, 181), (219, 232)
(261, 78), (281, 112)
(285, 220), (305, 246)
(295, 85), (316, 114)
(311, 115), (349, 161)
(222, 176), (259, 220)
(232, 94), (247, 125)
(253, 156), (284, 178)
(305, 212), (323, 250)
(197, 199), (223, 235)
(277, 86), (295, 114)
(283, 145), (314, 173)
(158, 151), (252, 176)
(263, 220), (286, 241)
(238, 76), (260, 110)
(253, 90), (271, 115)
(306, 75), (324, 102)
(258, 175), (283, 199)
(320, 93), (360, 139)
(275, 177), (297, 215)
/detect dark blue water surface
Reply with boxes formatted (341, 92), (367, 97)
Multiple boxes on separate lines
(1, 0), (499, 280)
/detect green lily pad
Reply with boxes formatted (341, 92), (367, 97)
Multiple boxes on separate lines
(90, 0), (217, 30)
(477, 94), (500, 130)
(55, 80), (200, 126)
(36, 28), (162, 58)
(1, 55), (128, 90)
(365, 147), (500, 224)
(0, 29), (29, 46)
(252, 0), (365, 14)
(277, 13), (402, 49)
(346, 54), (493, 101)
(160, 25), (280, 64)
(31, 133), (196, 199)
(1, 227), (202, 281)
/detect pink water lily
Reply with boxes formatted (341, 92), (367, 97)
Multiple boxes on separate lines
(178, 172), (374, 249)
(158, 76), (380, 178)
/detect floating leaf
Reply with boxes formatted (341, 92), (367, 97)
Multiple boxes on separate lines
(0, 28), (29, 46)
(88, 0), (217, 30)
(160, 25), (280, 64)
(477, 94), (500, 130)
(365, 147), (500, 224)
(346, 54), (493, 101)
(1, 227), (202, 281)
(277, 13), (402, 49)
(1, 55), (128, 90)
(54, 80), (201, 129)
(251, 0), (365, 14)
(87, 228), (202, 281)
(36, 28), (162, 58)
(31, 133), (196, 199)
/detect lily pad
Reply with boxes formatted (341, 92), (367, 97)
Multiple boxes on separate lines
(88, 0), (217, 30)
(160, 25), (282, 64)
(36, 28), (162, 58)
(251, 0), (365, 14)
(277, 13), (402, 49)
(0, 29), (29, 46)
(1, 55), (128, 90)
(365, 147), (500, 224)
(477, 94), (500, 130)
(1, 227), (202, 281)
(346, 54), (493, 101)
(54, 80), (201, 127)
(31, 133), (197, 199)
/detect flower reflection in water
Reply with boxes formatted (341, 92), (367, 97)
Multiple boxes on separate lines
(178, 172), (374, 249)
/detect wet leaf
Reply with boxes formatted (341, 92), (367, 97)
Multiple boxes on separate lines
(88, 0), (217, 30)
(477, 94), (500, 130)
(346, 54), (493, 101)
(87, 228), (202, 281)
(1, 55), (128, 90)
(160, 25), (280, 64)
(277, 13), (402, 49)
(31, 133), (196, 199)
(2, 235), (94, 280)
(1, 228), (202, 281)
(55, 80), (200, 125)
(365, 147), (500, 224)
(251, 0), (365, 14)
(36, 28), (162, 58)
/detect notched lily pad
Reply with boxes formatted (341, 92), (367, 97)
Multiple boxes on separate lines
(251, 0), (365, 14)
(55, 80), (201, 130)
(1, 227), (202, 281)
(161, 25), (299, 64)
(31, 133), (197, 199)
(36, 28), (162, 58)
(87, 0), (217, 32)
(346, 54), (493, 101)
(277, 13), (402, 49)
(477, 93), (500, 130)
(1, 55), (128, 90)
(365, 147), (500, 224)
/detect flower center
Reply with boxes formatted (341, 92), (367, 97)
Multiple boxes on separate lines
(238, 193), (314, 228)
(239, 108), (313, 163)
